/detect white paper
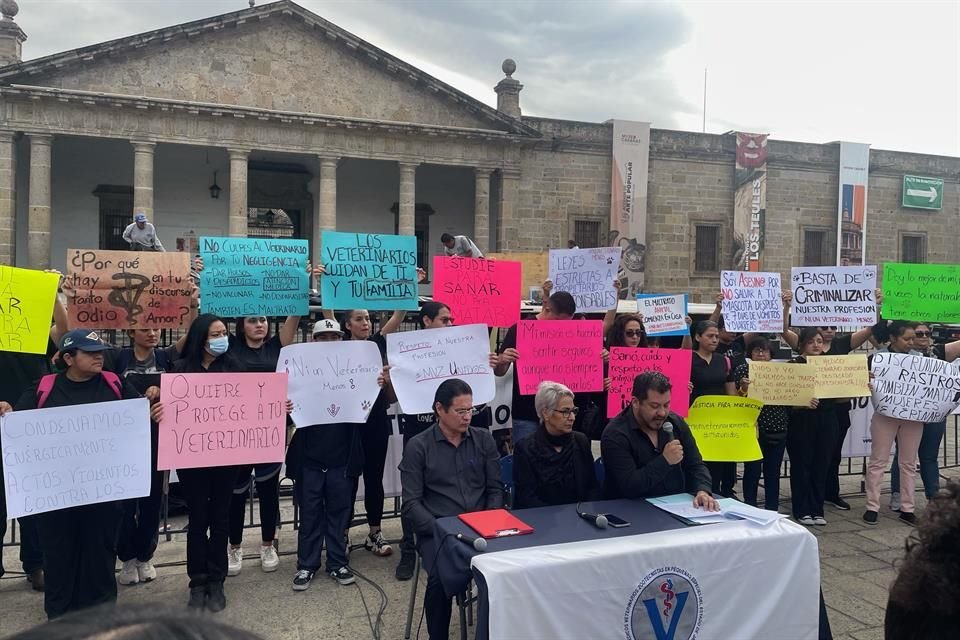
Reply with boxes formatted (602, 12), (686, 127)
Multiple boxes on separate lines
(790, 265), (877, 327)
(648, 495), (786, 526)
(637, 294), (687, 335)
(1, 398), (152, 518)
(721, 270), (783, 333)
(548, 247), (621, 313)
(870, 351), (960, 423)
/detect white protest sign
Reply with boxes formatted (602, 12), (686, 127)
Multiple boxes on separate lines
(870, 352), (960, 423)
(1, 398), (151, 518)
(720, 270), (783, 332)
(790, 265), (877, 327)
(842, 396), (874, 458)
(387, 323), (495, 414)
(637, 294), (688, 336)
(491, 364), (515, 432)
(548, 247), (621, 313)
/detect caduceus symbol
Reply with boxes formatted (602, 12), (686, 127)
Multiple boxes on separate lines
(108, 272), (151, 325)
(660, 579), (676, 618)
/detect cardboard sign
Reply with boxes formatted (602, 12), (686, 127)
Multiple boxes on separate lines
(637, 294), (688, 336)
(790, 266), (877, 327)
(278, 341), (383, 426)
(321, 231), (418, 311)
(749, 355), (869, 405)
(199, 237), (309, 317)
(0, 266), (60, 354)
(607, 347), (692, 418)
(881, 263), (960, 322)
(812, 354), (870, 398)
(433, 256), (521, 329)
(720, 271), (783, 333)
(157, 372), (289, 470)
(387, 324), (495, 414)
(1, 398), (151, 518)
(548, 247), (621, 313)
(870, 352), (960, 423)
(66, 249), (192, 329)
(515, 320), (604, 395)
(686, 395), (763, 462)
(486, 252), (548, 294)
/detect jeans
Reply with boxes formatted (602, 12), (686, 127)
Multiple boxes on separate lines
(117, 466), (164, 563)
(512, 419), (539, 446)
(890, 420), (945, 499)
(179, 466), (236, 588)
(742, 435), (787, 510)
(865, 414), (923, 513)
(295, 465), (353, 573)
(229, 466), (281, 545)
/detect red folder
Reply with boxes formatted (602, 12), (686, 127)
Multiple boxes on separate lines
(458, 509), (534, 539)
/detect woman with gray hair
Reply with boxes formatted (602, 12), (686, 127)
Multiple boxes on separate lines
(513, 381), (602, 508)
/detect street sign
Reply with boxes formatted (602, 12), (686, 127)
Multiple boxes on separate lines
(902, 175), (943, 210)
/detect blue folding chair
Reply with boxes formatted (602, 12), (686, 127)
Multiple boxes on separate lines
(594, 457), (605, 485)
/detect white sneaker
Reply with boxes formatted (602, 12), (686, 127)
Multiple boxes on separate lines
(260, 545), (279, 573)
(136, 560), (157, 583)
(798, 516), (815, 526)
(813, 516), (827, 526)
(889, 492), (902, 512)
(118, 559), (139, 585)
(228, 547), (243, 577)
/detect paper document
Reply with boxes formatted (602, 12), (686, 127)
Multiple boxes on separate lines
(646, 494), (787, 526)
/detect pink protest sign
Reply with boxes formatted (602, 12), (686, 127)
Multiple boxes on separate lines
(515, 320), (604, 395)
(433, 256), (521, 329)
(157, 372), (288, 470)
(607, 347), (692, 418)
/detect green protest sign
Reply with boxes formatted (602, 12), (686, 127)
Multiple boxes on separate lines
(881, 263), (960, 322)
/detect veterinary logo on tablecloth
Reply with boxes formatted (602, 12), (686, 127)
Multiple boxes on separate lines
(625, 567), (703, 640)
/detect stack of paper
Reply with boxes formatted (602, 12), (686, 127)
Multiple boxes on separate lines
(646, 494), (787, 526)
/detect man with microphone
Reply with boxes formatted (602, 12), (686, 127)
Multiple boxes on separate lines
(601, 371), (718, 510)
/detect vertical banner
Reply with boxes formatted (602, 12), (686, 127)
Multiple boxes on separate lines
(836, 142), (870, 266)
(610, 120), (650, 299)
(732, 132), (768, 271)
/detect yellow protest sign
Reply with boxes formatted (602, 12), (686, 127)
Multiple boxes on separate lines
(812, 354), (870, 398)
(0, 266), (60, 354)
(747, 360), (815, 406)
(686, 395), (763, 462)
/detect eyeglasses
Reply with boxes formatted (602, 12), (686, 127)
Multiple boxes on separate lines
(624, 330), (645, 337)
(451, 408), (473, 418)
(819, 326), (837, 331)
(553, 408), (579, 417)
(915, 331), (931, 338)
(441, 317), (455, 325)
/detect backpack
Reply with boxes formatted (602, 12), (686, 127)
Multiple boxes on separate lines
(36, 371), (123, 409)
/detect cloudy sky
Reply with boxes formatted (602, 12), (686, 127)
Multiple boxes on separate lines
(19, 0), (960, 156)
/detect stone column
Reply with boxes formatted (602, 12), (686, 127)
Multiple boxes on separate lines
(228, 148), (249, 237)
(0, 132), (16, 265)
(27, 134), (52, 269)
(314, 155), (339, 262)
(132, 141), (156, 222)
(473, 168), (491, 254)
(398, 162), (418, 237)
(496, 169), (520, 251)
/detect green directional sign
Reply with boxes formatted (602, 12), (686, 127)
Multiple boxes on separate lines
(902, 175), (943, 210)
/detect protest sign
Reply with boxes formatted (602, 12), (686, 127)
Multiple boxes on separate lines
(157, 372), (289, 470)
(812, 354), (870, 398)
(387, 323), (494, 414)
(637, 294), (688, 336)
(0, 266), (60, 354)
(842, 397), (874, 459)
(199, 237), (308, 317)
(486, 252), (548, 294)
(490, 364), (514, 432)
(870, 352), (960, 423)
(1, 398), (151, 518)
(790, 265), (877, 326)
(515, 320), (603, 395)
(66, 249), (192, 329)
(278, 341), (383, 427)
(548, 247), (621, 313)
(720, 270), (783, 332)
(607, 347), (692, 418)
(685, 396), (763, 462)
(881, 263), (960, 322)
(321, 231), (418, 311)
(433, 256), (520, 328)
(747, 360), (815, 406)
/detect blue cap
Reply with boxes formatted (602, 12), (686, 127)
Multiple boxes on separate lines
(134, 213), (147, 222)
(59, 329), (111, 353)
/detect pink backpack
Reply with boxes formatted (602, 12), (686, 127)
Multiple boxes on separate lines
(36, 371), (122, 408)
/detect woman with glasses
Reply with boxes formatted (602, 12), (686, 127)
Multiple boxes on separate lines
(513, 381), (601, 508)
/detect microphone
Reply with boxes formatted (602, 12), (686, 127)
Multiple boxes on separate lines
(662, 421), (675, 443)
(576, 502), (608, 529)
(455, 532), (487, 552)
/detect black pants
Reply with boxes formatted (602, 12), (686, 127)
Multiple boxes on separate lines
(0, 469), (44, 577)
(787, 412), (838, 518)
(418, 536), (453, 640)
(229, 468), (281, 545)
(295, 466), (354, 573)
(117, 467), (164, 563)
(742, 435), (787, 511)
(356, 425), (389, 528)
(705, 461), (737, 497)
(824, 402), (852, 502)
(178, 466), (236, 588)
(400, 431), (419, 557)
(36, 501), (123, 619)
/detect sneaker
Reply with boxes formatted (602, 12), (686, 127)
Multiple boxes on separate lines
(813, 516), (827, 526)
(206, 582), (226, 612)
(26, 568), (44, 592)
(395, 553), (417, 581)
(364, 531), (393, 557)
(118, 559), (140, 586)
(292, 569), (315, 591)
(798, 516), (815, 526)
(187, 586), (206, 609)
(899, 512), (917, 526)
(260, 545), (279, 573)
(227, 547), (243, 577)
(863, 510), (879, 525)
(137, 560), (157, 583)
(889, 492), (902, 512)
(826, 497), (851, 511)
(329, 566), (356, 586)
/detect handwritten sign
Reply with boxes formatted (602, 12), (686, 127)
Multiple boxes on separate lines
(790, 266), (877, 326)
(278, 341), (383, 426)
(881, 263), (960, 322)
(66, 249), (192, 329)
(387, 324), (494, 414)
(487, 252), (548, 294)
(637, 294), (688, 336)
(607, 347), (692, 418)
(720, 271), (783, 332)
(321, 231), (418, 311)
(1, 398), (151, 518)
(686, 396), (763, 462)
(0, 266), (59, 354)
(747, 361), (815, 406)
(548, 247), (621, 313)
(870, 352), (960, 423)
(199, 237), (308, 317)
(433, 256), (520, 328)
(812, 354), (870, 398)
(157, 372), (289, 470)
(515, 320), (603, 395)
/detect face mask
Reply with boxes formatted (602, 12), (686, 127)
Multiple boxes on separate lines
(207, 336), (229, 355)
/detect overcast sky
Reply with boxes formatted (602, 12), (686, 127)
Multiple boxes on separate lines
(20, 0), (960, 156)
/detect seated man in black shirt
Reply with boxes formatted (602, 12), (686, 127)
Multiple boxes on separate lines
(601, 371), (718, 510)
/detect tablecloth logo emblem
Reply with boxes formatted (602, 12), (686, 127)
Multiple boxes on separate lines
(624, 566), (702, 640)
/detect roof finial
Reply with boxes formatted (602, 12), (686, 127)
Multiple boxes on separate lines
(0, 0), (19, 21)
(248, 0), (255, 8)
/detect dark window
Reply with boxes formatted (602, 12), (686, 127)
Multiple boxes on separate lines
(803, 229), (827, 266)
(248, 208), (298, 239)
(392, 202), (435, 279)
(573, 220), (601, 248)
(694, 225), (720, 272)
(901, 234), (926, 264)
(94, 185), (133, 250)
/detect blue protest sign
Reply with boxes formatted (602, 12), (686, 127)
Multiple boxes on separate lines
(199, 237), (309, 317)
(320, 231), (418, 310)
(637, 294), (689, 336)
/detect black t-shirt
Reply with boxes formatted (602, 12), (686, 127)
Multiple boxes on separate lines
(301, 422), (356, 469)
(15, 372), (141, 411)
(498, 323), (537, 422)
(690, 351), (733, 402)
(0, 346), (54, 405)
(353, 333), (391, 437)
(229, 334), (283, 372)
(824, 334), (853, 356)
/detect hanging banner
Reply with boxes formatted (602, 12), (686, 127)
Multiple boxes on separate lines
(610, 120), (650, 299)
(732, 132), (769, 271)
(836, 142), (870, 266)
